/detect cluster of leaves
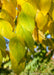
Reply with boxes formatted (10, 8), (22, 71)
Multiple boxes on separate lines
(0, 0), (54, 75)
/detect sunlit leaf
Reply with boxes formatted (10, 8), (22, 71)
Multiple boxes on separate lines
(21, 2), (36, 17)
(10, 53), (25, 74)
(35, 10), (48, 30)
(0, 9), (15, 27)
(16, 24), (34, 53)
(39, 0), (51, 15)
(18, 11), (35, 33)
(0, 20), (15, 39)
(2, 0), (17, 19)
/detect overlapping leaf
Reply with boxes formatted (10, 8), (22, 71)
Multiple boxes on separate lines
(9, 36), (26, 74)
(35, 10), (48, 30)
(2, 0), (17, 19)
(16, 24), (34, 53)
(0, 20), (15, 39)
(0, 35), (6, 56)
(18, 11), (35, 33)
(0, 9), (15, 27)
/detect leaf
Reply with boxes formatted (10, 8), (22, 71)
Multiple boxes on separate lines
(21, 2), (36, 17)
(17, 0), (51, 15)
(2, 0), (17, 19)
(9, 36), (26, 74)
(9, 36), (26, 62)
(48, 21), (54, 37)
(0, 50), (3, 68)
(16, 24), (34, 53)
(10, 53), (25, 74)
(35, 10), (48, 30)
(39, 0), (51, 15)
(0, 35), (6, 57)
(18, 11), (35, 33)
(52, 9), (54, 21)
(0, 9), (15, 27)
(0, 20), (15, 39)
(17, 0), (38, 11)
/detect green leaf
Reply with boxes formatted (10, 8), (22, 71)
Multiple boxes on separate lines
(9, 37), (26, 74)
(9, 36), (26, 63)
(16, 24), (34, 53)
(0, 35), (6, 57)
(0, 20), (15, 39)
(0, 50), (3, 68)
(18, 11), (35, 33)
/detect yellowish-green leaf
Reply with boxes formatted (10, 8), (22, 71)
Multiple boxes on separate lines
(10, 53), (25, 74)
(17, 0), (38, 11)
(21, 2), (36, 17)
(18, 11), (35, 33)
(0, 20), (15, 39)
(16, 24), (34, 53)
(9, 36), (26, 62)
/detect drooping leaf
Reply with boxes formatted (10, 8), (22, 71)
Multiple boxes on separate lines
(21, 2), (36, 17)
(0, 35), (6, 57)
(0, 9), (15, 28)
(2, 0), (17, 19)
(17, 0), (38, 11)
(9, 36), (26, 74)
(35, 10), (48, 30)
(16, 24), (34, 53)
(52, 9), (54, 21)
(10, 53), (25, 74)
(18, 11), (35, 33)
(0, 20), (15, 39)
(39, 0), (51, 15)
(9, 36), (26, 62)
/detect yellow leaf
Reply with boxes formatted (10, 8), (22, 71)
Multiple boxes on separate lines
(2, 0), (17, 19)
(0, 9), (15, 28)
(39, 0), (51, 15)
(52, 9), (54, 21)
(0, 20), (15, 39)
(35, 10), (48, 30)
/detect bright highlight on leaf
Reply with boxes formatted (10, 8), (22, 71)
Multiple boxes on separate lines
(0, 20), (15, 39)
(18, 11), (35, 33)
